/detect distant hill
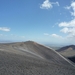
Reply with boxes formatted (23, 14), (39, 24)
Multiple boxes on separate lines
(57, 45), (75, 52)
(57, 45), (75, 63)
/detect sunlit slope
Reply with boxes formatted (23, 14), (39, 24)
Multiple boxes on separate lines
(0, 50), (75, 75)
(0, 41), (74, 66)
(0, 41), (75, 75)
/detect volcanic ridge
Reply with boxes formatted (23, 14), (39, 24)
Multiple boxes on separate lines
(0, 41), (75, 75)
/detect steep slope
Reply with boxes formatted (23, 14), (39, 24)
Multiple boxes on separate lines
(0, 41), (74, 66)
(0, 50), (75, 75)
(0, 41), (75, 75)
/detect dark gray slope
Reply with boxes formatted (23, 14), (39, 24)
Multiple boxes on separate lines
(0, 41), (73, 66)
(0, 51), (75, 75)
(0, 41), (75, 75)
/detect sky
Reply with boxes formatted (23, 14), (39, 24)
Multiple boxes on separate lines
(0, 0), (75, 45)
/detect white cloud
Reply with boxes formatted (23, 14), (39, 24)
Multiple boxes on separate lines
(56, 2), (60, 6)
(64, 6), (71, 10)
(59, 19), (75, 27)
(65, 1), (75, 16)
(52, 1), (75, 43)
(52, 1), (59, 6)
(59, 19), (75, 39)
(51, 34), (62, 38)
(40, 0), (52, 9)
(44, 33), (63, 39)
(0, 27), (10, 32)
(60, 27), (69, 33)
(71, 1), (75, 16)
(60, 27), (75, 35)
(40, 0), (59, 9)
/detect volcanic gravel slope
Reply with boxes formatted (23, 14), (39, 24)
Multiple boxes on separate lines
(0, 41), (75, 75)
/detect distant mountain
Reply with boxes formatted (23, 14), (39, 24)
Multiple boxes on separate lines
(57, 45), (75, 52)
(57, 45), (75, 63)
